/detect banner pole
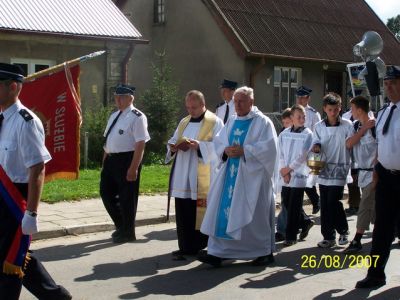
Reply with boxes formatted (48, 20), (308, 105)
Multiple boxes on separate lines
(24, 50), (106, 82)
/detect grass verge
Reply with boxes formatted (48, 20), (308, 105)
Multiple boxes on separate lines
(42, 164), (171, 203)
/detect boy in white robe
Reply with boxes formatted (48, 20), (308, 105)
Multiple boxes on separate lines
(344, 96), (376, 253)
(312, 93), (353, 248)
(199, 86), (278, 267)
(166, 90), (223, 260)
(296, 85), (321, 214)
(275, 108), (292, 242)
(278, 105), (314, 246)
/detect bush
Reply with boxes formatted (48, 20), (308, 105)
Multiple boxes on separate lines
(136, 52), (181, 162)
(80, 104), (113, 168)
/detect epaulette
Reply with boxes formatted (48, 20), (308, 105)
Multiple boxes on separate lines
(215, 102), (225, 109)
(19, 109), (33, 121)
(132, 109), (142, 117)
(307, 106), (317, 113)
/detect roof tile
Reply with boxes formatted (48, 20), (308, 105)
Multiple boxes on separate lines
(209, 0), (400, 64)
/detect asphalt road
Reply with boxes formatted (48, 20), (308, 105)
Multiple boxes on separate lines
(20, 219), (400, 300)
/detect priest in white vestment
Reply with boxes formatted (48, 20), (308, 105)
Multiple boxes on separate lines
(199, 86), (278, 267)
(166, 90), (223, 260)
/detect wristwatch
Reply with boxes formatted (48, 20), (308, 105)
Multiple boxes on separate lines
(26, 210), (38, 217)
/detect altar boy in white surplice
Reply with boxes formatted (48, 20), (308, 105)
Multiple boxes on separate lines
(199, 86), (278, 267)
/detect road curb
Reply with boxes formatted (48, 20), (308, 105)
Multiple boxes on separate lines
(32, 215), (176, 241)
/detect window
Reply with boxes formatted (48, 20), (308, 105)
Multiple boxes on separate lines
(153, 0), (166, 24)
(273, 67), (302, 112)
(10, 58), (55, 76)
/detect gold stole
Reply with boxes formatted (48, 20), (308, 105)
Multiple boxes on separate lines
(176, 110), (216, 229)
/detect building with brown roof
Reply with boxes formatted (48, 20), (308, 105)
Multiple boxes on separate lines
(124, 0), (400, 113)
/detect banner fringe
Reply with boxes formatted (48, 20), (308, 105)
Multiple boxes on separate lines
(3, 261), (24, 278)
(45, 172), (78, 182)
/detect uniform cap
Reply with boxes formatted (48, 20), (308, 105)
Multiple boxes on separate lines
(114, 84), (136, 95)
(384, 66), (400, 80)
(296, 85), (312, 97)
(0, 63), (24, 82)
(219, 79), (238, 90)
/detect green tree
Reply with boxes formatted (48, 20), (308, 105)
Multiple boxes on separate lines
(387, 15), (400, 40)
(137, 51), (181, 163)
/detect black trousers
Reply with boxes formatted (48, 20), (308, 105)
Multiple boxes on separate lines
(175, 197), (208, 254)
(367, 163), (400, 279)
(100, 152), (141, 236)
(304, 186), (320, 208)
(281, 186), (311, 240)
(319, 185), (348, 240)
(0, 184), (71, 300)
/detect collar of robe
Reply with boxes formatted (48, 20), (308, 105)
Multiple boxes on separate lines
(190, 111), (206, 123)
(236, 106), (260, 120)
(324, 117), (341, 127)
(291, 126), (305, 133)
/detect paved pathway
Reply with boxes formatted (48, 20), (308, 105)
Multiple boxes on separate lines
(35, 187), (348, 240)
(34, 195), (175, 240)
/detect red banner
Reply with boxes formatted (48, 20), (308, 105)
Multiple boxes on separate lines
(19, 65), (81, 181)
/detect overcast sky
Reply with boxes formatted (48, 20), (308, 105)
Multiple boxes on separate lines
(365, 0), (400, 23)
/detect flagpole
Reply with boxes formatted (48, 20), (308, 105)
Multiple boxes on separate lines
(23, 50), (106, 82)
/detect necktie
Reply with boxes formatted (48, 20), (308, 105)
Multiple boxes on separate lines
(382, 104), (397, 135)
(104, 111), (122, 141)
(223, 104), (229, 124)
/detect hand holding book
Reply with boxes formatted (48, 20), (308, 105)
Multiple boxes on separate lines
(170, 137), (191, 152)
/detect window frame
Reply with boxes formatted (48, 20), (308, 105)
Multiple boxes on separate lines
(273, 66), (302, 112)
(153, 0), (166, 25)
(10, 58), (56, 76)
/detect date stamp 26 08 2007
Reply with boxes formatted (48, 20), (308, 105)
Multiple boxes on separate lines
(301, 255), (380, 269)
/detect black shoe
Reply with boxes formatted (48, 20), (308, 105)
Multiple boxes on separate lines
(58, 286), (73, 300)
(172, 250), (181, 256)
(344, 240), (362, 253)
(172, 249), (201, 256)
(299, 220), (315, 240)
(355, 276), (386, 289)
(312, 206), (320, 214)
(198, 253), (223, 267)
(197, 249), (207, 256)
(112, 233), (136, 243)
(275, 232), (285, 242)
(171, 250), (188, 261)
(283, 240), (297, 247)
(251, 254), (274, 266)
(111, 228), (122, 238)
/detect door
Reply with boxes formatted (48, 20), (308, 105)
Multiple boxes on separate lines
(324, 71), (343, 96)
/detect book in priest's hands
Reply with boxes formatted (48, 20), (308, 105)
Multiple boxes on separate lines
(174, 137), (191, 152)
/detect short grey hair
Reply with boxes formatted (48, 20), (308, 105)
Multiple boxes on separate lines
(234, 86), (254, 100)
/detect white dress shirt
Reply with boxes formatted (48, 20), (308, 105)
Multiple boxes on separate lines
(0, 100), (51, 183)
(104, 104), (150, 154)
(305, 105), (321, 132)
(376, 102), (400, 170)
(216, 100), (235, 123)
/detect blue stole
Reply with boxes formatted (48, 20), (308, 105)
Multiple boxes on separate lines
(215, 118), (252, 239)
